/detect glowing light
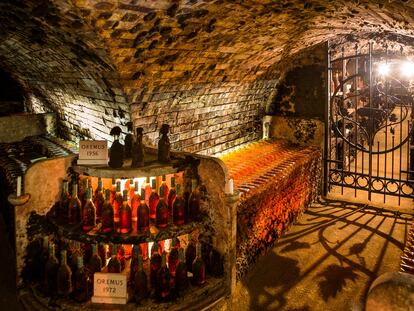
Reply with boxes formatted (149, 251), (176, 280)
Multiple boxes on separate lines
(378, 63), (390, 76)
(401, 61), (414, 77)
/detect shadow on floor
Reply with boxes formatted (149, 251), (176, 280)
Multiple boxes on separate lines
(240, 198), (411, 311)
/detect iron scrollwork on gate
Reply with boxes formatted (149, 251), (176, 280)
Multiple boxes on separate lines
(325, 42), (414, 204)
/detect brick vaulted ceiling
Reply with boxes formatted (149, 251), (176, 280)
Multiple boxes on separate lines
(1, 0), (414, 153)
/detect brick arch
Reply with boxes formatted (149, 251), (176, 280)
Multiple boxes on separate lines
(2, 0), (414, 153)
(0, 0), (130, 142)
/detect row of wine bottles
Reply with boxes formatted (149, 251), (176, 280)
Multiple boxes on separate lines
(40, 234), (223, 303)
(57, 174), (204, 233)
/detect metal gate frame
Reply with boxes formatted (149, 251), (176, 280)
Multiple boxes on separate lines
(323, 41), (414, 204)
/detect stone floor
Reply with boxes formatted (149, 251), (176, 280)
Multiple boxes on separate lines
(233, 198), (412, 311)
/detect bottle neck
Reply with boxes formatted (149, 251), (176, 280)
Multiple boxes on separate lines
(97, 179), (103, 191)
(116, 181), (121, 193)
(85, 188), (91, 201)
(178, 248), (185, 262)
(161, 252), (167, 267)
(191, 179), (197, 191)
(49, 244), (55, 258)
(122, 190), (128, 202)
(92, 244), (98, 255)
(111, 244), (117, 257)
(61, 250), (67, 265)
(77, 256), (84, 269)
(73, 184), (78, 198)
(43, 236), (49, 250)
(196, 243), (201, 258)
(151, 180), (157, 191)
(138, 255), (144, 270)
(62, 181), (69, 193)
(105, 189), (111, 201)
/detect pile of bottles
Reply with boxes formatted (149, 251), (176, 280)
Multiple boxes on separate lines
(56, 174), (204, 233)
(39, 233), (223, 303)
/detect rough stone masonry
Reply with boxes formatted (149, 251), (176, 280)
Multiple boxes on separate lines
(2, 1), (414, 154)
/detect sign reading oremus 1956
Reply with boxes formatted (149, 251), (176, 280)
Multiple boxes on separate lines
(77, 140), (108, 165)
(91, 273), (127, 304)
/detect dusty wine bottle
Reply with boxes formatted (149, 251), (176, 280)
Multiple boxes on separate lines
(60, 180), (70, 221)
(188, 179), (200, 221)
(68, 184), (82, 225)
(113, 181), (123, 224)
(175, 248), (188, 292)
(98, 244), (107, 268)
(117, 244), (126, 271)
(133, 255), (148, 303)
(89, 244), (102, 274)
(131, 127), (145, 168)
(93, 177), (105, 221)
(131, 181), (140, 223)
(108, 126), (124, 168)
(137, 188), (149, 231)
(101, 189), (114, 233)
(168, 238), (179, 277)
(130, 245), (140, 286)
(144, 177), (152, 206)
(173, 184), (185, 226)
(160, 175), (169, 203)
(124, 121), (134, 158)
(82, 188), (96, 231)
(150, 243), (162, 287)
(192, 242), (206, 286)
(73, 256), (89, 302)
(44, 243), (59, 296)
(158, 124), (171, 163)
(156, 186), (168, 228)
(110, 178), (116, 204)
(168, 176), (176, 215)
(57, 250), (72, 297)
(185, 234), (196, 273)
(149, 179), (159, 222)
(156, 252), (170, 299)
(119, 190), (132, 234)
(107, 243), (121, 273)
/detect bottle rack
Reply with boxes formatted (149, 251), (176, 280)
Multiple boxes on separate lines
(15, 152), (235, 310)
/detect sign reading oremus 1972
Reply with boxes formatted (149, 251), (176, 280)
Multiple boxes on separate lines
(91, 272), (127, 304)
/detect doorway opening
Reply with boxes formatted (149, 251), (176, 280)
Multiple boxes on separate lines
(324, 41), (414, 211)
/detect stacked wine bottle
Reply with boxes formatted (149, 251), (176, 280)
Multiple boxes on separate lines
(39, 233), (223, 303)
(57, 174), (204, 234)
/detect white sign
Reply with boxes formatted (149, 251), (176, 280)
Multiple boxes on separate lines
(91, 273), (128, 304)
(77, 140), (108, 165)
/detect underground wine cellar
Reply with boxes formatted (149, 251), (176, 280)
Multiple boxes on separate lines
(1, 1), (414, 310)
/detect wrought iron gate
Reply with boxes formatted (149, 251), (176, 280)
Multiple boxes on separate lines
(324, 42), (414, 205)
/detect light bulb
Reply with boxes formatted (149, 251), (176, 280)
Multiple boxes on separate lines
(378, 63), (390, 76)
(401, 61), (414, 77)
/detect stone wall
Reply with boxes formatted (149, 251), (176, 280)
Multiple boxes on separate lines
(132, 80), (276, 155)
(3, 1), (414, 153)
(0, 1), (130, 143)
(0, 113), (56, 143)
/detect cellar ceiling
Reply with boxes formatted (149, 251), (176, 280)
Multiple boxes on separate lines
(1, 0), (414, 94)
(1, 0), (414, 149)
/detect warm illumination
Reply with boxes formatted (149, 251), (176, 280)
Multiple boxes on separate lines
(378, 63), (390, 76)
(401, 61), (414, 77)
